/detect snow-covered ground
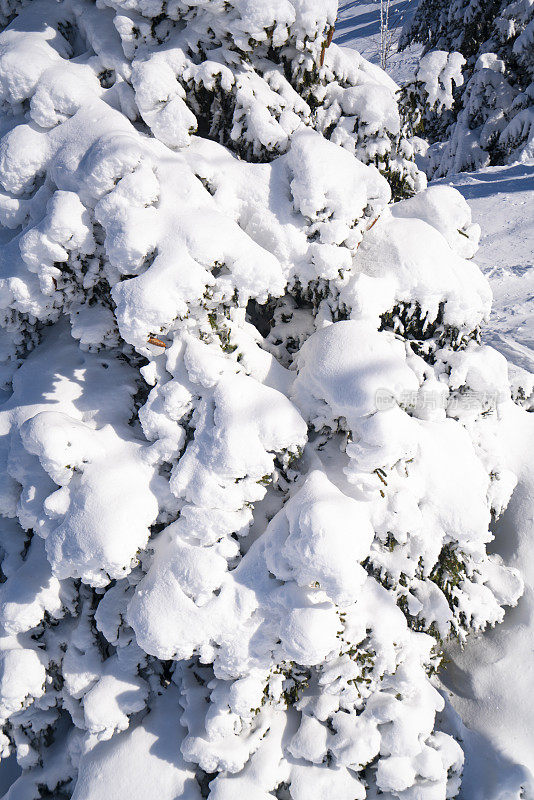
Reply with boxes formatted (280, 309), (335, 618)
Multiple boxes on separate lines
(446, 164), (534, 373)
(335, 0), (422, 83)
(339, 6), (534, 797)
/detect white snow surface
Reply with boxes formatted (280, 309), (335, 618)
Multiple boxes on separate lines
(71, 687), (201, 800)
(442, 164), (534, 375)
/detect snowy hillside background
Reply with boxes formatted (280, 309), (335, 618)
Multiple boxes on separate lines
(338, 1), (534, 796)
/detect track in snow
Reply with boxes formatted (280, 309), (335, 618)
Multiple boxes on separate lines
(445, 164), (534, 374)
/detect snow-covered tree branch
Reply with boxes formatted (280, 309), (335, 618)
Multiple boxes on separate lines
(0, 1), (529, 798)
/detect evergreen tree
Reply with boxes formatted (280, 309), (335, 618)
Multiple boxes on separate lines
(400, 0), (534, 175)
(0, 1), (527, 799)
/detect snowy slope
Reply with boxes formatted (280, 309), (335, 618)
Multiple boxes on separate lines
(335, 0), (421, 83)
(444, 165), (534, 374)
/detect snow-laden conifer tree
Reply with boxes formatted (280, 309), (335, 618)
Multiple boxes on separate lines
(0, 1), (527, 798)
(400, 0), (534, 175)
